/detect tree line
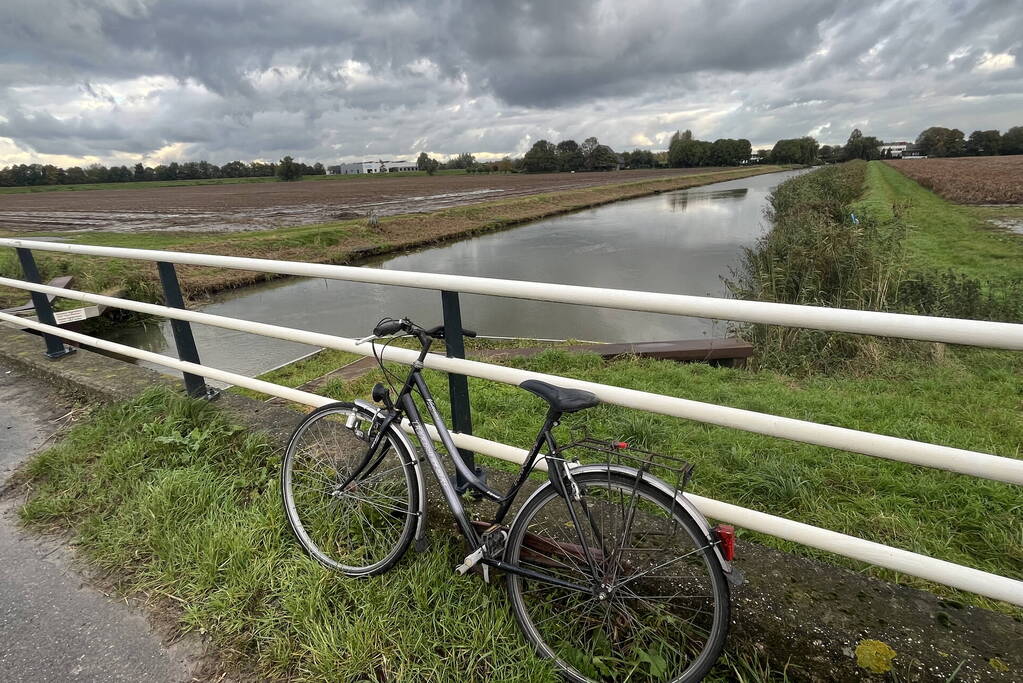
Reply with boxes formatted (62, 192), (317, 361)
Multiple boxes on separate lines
(0, 158), (326, 187)
(814, 125), (1023, 164)
(9, 122), (1022, 188)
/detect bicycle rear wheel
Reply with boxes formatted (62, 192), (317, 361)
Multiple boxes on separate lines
(282, 402), (420, 577)
(505, 469), (729, 682)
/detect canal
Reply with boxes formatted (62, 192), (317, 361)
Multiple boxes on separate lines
(105, 169), (802, 380)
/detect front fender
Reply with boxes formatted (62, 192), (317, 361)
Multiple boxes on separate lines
(354, 399), (429, 549)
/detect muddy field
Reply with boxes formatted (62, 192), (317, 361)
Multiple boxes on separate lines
(886, 155), (1023, 204)
(0, 168), (725, 234)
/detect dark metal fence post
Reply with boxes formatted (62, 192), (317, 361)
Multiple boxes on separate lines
(157, 261), (215, 399)
(15, 247), (74, 359)
(441, 290), (483, 493)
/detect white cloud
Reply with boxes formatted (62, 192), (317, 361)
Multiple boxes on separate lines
(975, 52), (1016, 73)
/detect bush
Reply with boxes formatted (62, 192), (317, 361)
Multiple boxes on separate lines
(276, 156), (302, 182)
(727, 162), (909, 372)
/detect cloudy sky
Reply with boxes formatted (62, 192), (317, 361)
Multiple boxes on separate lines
(0, 0), (1020, 167)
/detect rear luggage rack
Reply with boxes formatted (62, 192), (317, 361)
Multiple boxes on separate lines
(557, 426), (695, 493)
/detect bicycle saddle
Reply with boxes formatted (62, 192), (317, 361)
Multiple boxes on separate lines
(519, 380), (600, 414)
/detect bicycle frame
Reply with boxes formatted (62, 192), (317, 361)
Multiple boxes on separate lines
(359, 336), (595, 593)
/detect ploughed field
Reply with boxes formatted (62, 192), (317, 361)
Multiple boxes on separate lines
(886, 155), (1023, 204)
(0, 168), (723, 234)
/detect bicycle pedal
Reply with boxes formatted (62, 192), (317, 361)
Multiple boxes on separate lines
(455, 547), (485, 575)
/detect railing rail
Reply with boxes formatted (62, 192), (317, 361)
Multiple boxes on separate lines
(2, 237), (1021, 349)
(1, 239), (1021, 608)
(2, 274), (1021, 485)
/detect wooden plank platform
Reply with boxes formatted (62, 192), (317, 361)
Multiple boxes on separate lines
(265, 337), (753, 404)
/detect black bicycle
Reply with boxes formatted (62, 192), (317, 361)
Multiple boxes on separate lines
(282, 317), (740, 682)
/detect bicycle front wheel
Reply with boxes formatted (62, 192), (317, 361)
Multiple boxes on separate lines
(282, 402), (420, 577)
(505, 469), (730, 682)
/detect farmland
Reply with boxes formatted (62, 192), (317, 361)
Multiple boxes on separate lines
(885, 155), (1023, 204)
(0, 165), (787, 309)
(0, 167), (754, 234)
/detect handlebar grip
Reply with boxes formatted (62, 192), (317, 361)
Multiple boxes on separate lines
(461, 328), (477, 338)
(373, 319), (405, 336)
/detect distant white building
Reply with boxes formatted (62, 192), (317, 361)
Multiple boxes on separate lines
(327, 160), (418, 175)
(878, 141), (911, 158)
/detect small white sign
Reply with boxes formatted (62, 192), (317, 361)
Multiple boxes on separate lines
(53, 306), (98, 324)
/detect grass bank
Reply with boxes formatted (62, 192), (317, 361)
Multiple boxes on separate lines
(859, 161), (1023, 280)
(18, 386), (798, 682)
(0, 165), (788, 310)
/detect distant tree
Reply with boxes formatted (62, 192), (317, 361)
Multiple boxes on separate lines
(555, 139), (584, 171)
(770, 137), (819, 164)
(916, 127), (966, 157)
(416, 152), (440, 175)
(312, 162), (325, 175)
(842, 129), (881, 161)
(580, 136), (601, 170)
(523, 140), (559, 172)
(590, 145), (619, 170)
(669, 137), (712, 167)
(1001, 126), (1023, 155)
(444, 152), (475, 170)
(708, 138), (751, 166)
(966, 129), (1001, 156)
(624, 149), (655, 168)
(276, 156), (302, 181)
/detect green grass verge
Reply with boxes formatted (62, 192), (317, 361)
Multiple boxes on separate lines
(19, 386), (799, 682)
(314, 348), (1023, 615)
(858, 162), (1023, 280)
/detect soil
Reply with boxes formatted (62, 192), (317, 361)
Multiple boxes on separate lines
(0, 168), (724, 234)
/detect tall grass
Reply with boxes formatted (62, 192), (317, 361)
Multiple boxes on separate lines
(727, 161), (1023, 373)
(726, 162), (909, 372)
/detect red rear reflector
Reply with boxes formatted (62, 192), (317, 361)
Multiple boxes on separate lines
(713, 524), (735, 562)
(614, 441), (629, 449)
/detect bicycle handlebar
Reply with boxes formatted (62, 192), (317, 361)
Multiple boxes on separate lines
(369, 317), (476, 342)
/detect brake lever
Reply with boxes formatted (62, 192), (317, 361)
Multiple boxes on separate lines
(354, 334), (376, 346)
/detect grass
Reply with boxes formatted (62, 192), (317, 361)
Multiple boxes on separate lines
(0, 165), (789, 309)
(299, 347), (1023, 614)
(18, 386), (799, 682)
(14, 160), (1023, 680)
(0, 169), (471, 195)
(859, 162), (1023, 281)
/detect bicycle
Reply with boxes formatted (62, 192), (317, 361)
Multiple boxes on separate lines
(282, 316), (741, 682)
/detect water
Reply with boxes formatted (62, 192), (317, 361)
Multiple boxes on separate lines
(104, 170), (801, 380)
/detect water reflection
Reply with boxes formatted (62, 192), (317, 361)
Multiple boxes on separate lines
(103, 169), (803, 379)
(665, 187), (748, 212)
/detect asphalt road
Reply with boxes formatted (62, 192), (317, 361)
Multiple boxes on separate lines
(0, 364), (195, 682)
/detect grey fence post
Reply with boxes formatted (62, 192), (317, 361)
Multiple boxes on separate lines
(441, 290), (484, 493)
(15, 247), (74, 359)
(156, 261), (215, 399)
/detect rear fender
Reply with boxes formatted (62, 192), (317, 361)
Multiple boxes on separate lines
(569, 463), (739, 581)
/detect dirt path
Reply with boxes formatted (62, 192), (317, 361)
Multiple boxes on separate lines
(0, 364), (202, 682)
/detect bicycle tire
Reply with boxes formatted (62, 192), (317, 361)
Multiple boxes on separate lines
(505, 468), (730, 682)
(282, 402), (420, 577)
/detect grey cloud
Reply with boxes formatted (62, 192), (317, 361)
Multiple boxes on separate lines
(0, 0), (1021, 165)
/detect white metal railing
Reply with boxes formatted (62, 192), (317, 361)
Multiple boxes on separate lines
(2, 238), (1021, 349)
(1, 238), (1021, 607)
